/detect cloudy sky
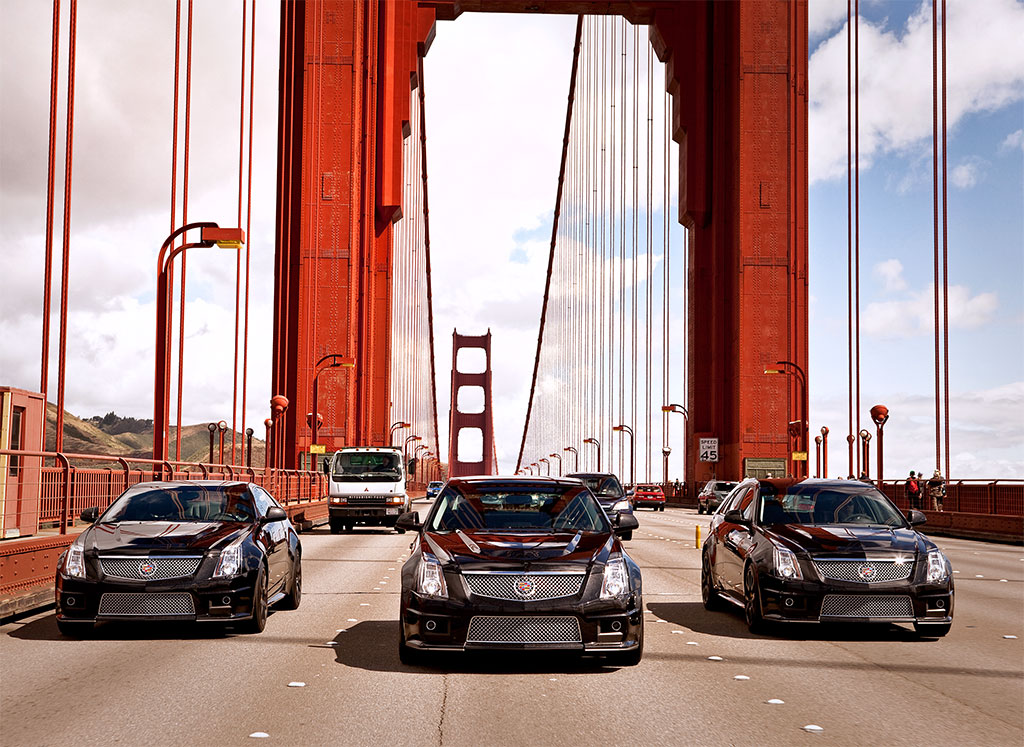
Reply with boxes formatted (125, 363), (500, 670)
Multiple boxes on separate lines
(1, 1), (1021, 479)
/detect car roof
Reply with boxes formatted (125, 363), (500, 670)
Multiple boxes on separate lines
(448, 476), (587, 488)
(128, 480), (252, 489)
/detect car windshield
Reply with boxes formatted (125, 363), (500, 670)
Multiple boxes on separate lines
(759, 485), (907, 527)
(714, 482), (736, 493)
(100, 484), (256, 523)
(568, 474), (624, 499)
(428, 483), (611, 533)
(333, 452), (402, 482)
(428, 482), (443, 488)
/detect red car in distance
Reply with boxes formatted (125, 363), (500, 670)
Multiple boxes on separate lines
(632, 484), (666, 511)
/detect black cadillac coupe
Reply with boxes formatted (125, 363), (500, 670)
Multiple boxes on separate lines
(55, 481), (302, 636)
(396, 476), (643, 665)
(701, 478), (954, 636)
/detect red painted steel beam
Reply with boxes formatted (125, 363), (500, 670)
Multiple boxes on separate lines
(449, 331), (496, 476)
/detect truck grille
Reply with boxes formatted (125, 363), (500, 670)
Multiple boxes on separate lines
(98, 593), (195, 617)
(813, 558), (913, 583)
(463, 572), (585, 601)
(99, 556), (202, 581)
(820, 594), (914, 619)
(466, 616), (582, 644)
(345, 495), (389, 505)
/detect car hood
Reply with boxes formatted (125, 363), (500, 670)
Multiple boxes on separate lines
(765, 524), (928, 555)
(423, 530), (613, 570)
(83, 521), (247, 554)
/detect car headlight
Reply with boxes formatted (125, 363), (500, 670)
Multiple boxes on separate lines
(600, 557), (629, 599)
(926, 550), (950, 584)
(388, 495), (406, 505)
(417, 553), (447, 598)
(64, 536), (86, 579)
(331, 496), (347, 504)
(773, 546), (802, 580)
(611, 499), (631, 512)
(215, 537), (245, 578)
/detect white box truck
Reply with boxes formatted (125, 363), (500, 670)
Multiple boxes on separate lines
(326, 447), (411, 534)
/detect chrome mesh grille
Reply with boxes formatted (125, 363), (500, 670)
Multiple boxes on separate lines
(463, 573), (585, 601)
(813, 559), (913, 583)
(99, 556), (202, 581)
(98, 593), (195, 616)
(345, 495), (388, 505)
(466, 616), (582, 644)
(820, 594), (914, 619)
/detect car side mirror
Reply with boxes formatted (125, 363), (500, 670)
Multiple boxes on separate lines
(263, 506), (288, 524)
(614, 513), (639, 535)
(907, 509), (927, 527)
(80, 506), (99, 523)
(396, 511), (422, 533)
(724, 509), (750, 526)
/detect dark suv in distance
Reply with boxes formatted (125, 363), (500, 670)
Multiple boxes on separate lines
(565, 472), (635, 541)
(697, 480), (738, 514)
(701, 478), (954, 636)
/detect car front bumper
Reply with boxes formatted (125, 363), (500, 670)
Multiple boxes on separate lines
(55, 570), (260, 624)
(329, 504), (406, 525)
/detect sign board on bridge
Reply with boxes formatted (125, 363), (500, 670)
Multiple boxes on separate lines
(309, 444), (326, 454)
(698, 438), (719, 463)
(792, 451), (808, 461)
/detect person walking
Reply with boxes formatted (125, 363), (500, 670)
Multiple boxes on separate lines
(927, 469), (946, 511)
(906, 470), (922, 510)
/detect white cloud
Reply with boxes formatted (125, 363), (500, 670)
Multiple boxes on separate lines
(809, 0), (1024, 184)
(863, 283), (998, 339)
(874, 258), (907, 292)
(950, 158), (985, 189)
(1001, 128), (1024, 152)
(809, 0), (849, 41)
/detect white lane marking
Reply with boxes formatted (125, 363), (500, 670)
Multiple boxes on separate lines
(976, 575), (984, 578)
(325, 641), (338, 646)
(1000, 579), (1008, 582)
(801, 725), (824, 733)
(707, 656), (724, 661)
(347, 618), (358, 622)
(1004, 635), (1019, 639)
(249, 733), (270, 739)
(360, 603), (370, 606)
(685, 641), (699, 646)
(766, 699), (784, 705)
(288, 682), (305, 687)
(373, 588), (381, 591)
(733, 675), (750, 680)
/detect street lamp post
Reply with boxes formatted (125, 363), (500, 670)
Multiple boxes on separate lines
(270, 395), (289, 478)
(764, 361), (808, 478)
(612, 425), (634, 486)
(814, 435), (823, 478)
(662, 446), (672, 487)
(311, 354), (355, 449)
(389, 421), (411, 445)
(870, 405), (889, 490)
(859, 429), (872, 479)
(549, 453), (562, 476)
(153, 222), (244, 460)
(563, 446), (579, 472)
(403, 434), (421, 467)
(662, 404), (689, 488)
(218, 420), (228, 464)
(538, 458), (550, 476)
(207, 422), (217, 464)
(820, 426), (829, 478)
(263, 418), (273, 473)
(583, 437), (601, 471)
(245, 428), (254, 468)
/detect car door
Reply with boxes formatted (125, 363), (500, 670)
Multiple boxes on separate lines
(718, 487), (757, 595)
(252, 486), (287, 591)
(707, 487), (742, 592)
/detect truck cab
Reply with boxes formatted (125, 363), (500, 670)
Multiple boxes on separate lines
(326, 447), (411, 534)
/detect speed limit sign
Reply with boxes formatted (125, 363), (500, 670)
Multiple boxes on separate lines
(698, 438), (719, 463)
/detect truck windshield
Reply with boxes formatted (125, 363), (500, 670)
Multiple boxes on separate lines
(333, 452), (402, 482)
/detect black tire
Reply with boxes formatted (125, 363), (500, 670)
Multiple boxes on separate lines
(280, 555), (302, 610)
(660, 505), (666, 512)
(606, 618), (644, 667)
(56, 619), (93, 637)
(744, 564), (767, 634)
(701, 554), (723, 611)
(395, 525), (407, 535)
(243, 566), (268, 634)
(697, 504), (704, 515)
(329, 520), (343, 535)
(914, 622), (952, 638)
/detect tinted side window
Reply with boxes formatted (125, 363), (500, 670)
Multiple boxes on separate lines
(741, 490), (758, 521)
(720, 486), (748, 515)
(251, 487), (273, 517)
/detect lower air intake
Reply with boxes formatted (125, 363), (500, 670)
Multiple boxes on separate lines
(466, 615), (582, 644)
(820, 594), (914, 619)
(98, 593), (195, 617)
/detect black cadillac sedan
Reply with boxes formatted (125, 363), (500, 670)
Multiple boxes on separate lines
(701, 478), (953, 636)
(55, 481), (302, 636)
(396, 476), (643, 665)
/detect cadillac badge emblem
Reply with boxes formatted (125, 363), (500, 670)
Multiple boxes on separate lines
(858, 564), (877, 580)
(515, 577), (536, 597)
(139, 561), (156, 578)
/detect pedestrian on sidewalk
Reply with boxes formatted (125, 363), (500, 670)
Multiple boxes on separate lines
(927, 469), (946, 512)
(906, 470), (922, 510)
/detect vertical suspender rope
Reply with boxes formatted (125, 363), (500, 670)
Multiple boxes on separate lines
(174, 0), (194, 464)
(854, 0), (861, 476)
(517, 16), (583, 472)
(931, 0), (942, 472)
(941, 0), (950, 480)
(646, 41), (653, 482)
(662, 89), (669, 480)
(40, 0), (61, 409)
(846, 0), (854, 477)
(232, 0), (248, 461)
(241, 0), (257, 451)
(55, 0), (78, 454)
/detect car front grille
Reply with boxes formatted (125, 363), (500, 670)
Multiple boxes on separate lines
(99, 556), (202, 581)
(466, 616), (582, 644)
(98, 592), (196, 617)
(813, 558), (914, 583)
(819, 594), (914, 619)
(462, 572), (585, 601)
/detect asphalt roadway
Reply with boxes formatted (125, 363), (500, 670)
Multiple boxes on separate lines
(1, 504), (1021, 747)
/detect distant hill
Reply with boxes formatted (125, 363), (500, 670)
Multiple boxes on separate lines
(44, 404), (266, 467)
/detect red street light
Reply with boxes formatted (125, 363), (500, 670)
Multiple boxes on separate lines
(217, 420), (228, 464)
(538, 457), (550, 476)
(153, 222), (244, 460)
(563, 446), (579, 472)
(764, 361), (808, 478)
(870, 405), (889, 490)
(859, 428), (872, 479)
(549, 453), (562, 476)
(814, 435), (823, 478)
(612, 425), (634, 486)
(270, 395), (289, 476)
(820, 426), (830, 478)
(207, 422), (217, 464)
(311, 354), (355, 448)
(662, 404), (689, 486)
(583, 437), (601, 471)
(389, 421), (411, 445)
